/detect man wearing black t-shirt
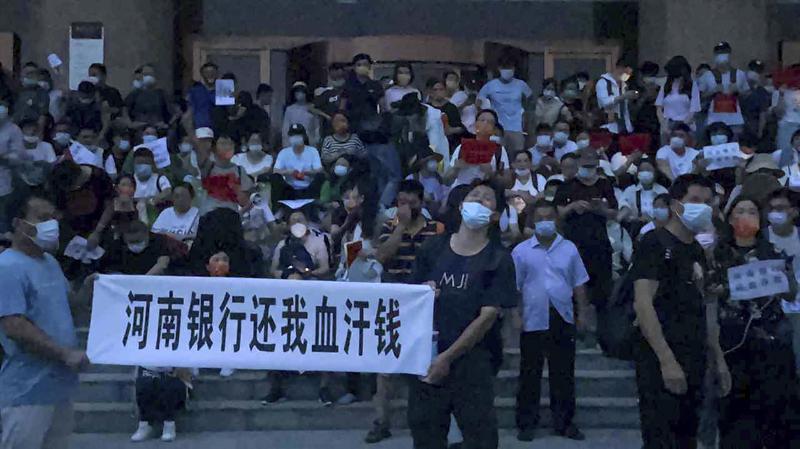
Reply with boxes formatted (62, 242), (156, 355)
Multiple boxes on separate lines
(408, 182), (517, 449)
(630, 174), (729, 449)
(343, 54), (384, 138)
(99, 220), (171, 276)
(554, 149), (617, 308)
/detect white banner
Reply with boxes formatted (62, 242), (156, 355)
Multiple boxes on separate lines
(88, 275), (434, 375)
(702, 143), (742, 171)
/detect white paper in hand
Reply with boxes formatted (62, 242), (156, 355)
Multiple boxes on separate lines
(144, 138), (171, 169)
(215, 79), (235, 106)
(47, 53), (63, 69)
(703, 143), (742, 171)
(64, 236), (105, 264)
(728, 259), (790, 301)
(69, 142), (103, 168)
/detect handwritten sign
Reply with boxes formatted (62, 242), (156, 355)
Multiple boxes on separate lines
(215, 79), (235, 106)
(703, 143), (742, 171)
(728, 259), (789, 301)
(144, 138), (171, 169)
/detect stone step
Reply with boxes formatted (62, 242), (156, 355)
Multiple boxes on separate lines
(73, 397), (640, 434)
(76, 369), (637, 403)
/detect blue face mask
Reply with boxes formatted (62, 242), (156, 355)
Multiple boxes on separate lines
(142, 135), (158, 144)
(118, 140), (131, 151)
(135, 164), (153, 180)
(652, 207), (670, 222)
(460, 202), (492, 230)
(710, 134), (728, 146)
(577, 166), (596, 180)
(534, 220), (556, 237)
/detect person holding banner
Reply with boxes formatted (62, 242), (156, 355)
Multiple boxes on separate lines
(407, 181), (517, 449)
(709, 195), (799, 448)
(0, 193), (88, 449)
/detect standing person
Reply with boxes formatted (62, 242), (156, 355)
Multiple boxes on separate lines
(0, 100), (24, 233)
(343, 53), (384, 137)
(407, 181), (517, 449)
(513, 200), (591, 442)
(554, 149), (617, 310)
(739, 59), (772, 142)
(426, 78), (465, 151)
(712, 196), (798, 448)
(766, 189), (800, 382)
(19, 119), (56, 163)
(631, 174), (729, 449)
(282, 82), (321, 148)
(314, 64), (346, 136)
(87, 63), (124, 117)
(596, 58), (638, 134)
(383, 62), (420, 112)
(478, 55), (533, 153)
(123, 64), (171, 130)
(618, 158), (669, 230)
(698, 42), (749, 133)
(255, 83), (273, 138)
(656, 55), (701, 143)
(775, 85), (800, 168)
(532, 78), (572, 130)
(0, 193), (89, 449)
(361, 179), (445, 444)
(186, 62), (218, 130)
(196, 134), (255, 213)
(13, 62), (50, 123)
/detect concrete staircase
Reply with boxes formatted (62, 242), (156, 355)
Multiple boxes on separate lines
(74, 328), (640, 433)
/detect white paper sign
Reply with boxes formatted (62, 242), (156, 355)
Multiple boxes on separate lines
(87, 275), (435, 375)
(143, 138), (171, 169)
(703, 143), (742, 171)
(69, 27), (104, 91)
(47, 53), (63, 69)
(277, 199), (315, 210)
(727, 259), (790, 301)
(64, 236), (105, 264)
(69, 142), (103, 168)
(215, 79), (235, 106)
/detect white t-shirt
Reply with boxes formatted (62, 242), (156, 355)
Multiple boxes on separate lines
(656, 145), (699, 178)
(511, 176), (539, 196)
(274, 146), (322, 189)
(655, 79), (701, 123)
(450, 91), (489, 135)
(449, 144), (509, 187)
(779, 89), (800, 125)
(151, 207), (200, 242)
(133, 173), (172, 199)
(620, 183), (669, 219)
(23, 141), (56, 163)
(698, 69), (750, 126)
(554, 140), (579, 162)
(478, 78), (533, 132)
(232, 152), (274, 177)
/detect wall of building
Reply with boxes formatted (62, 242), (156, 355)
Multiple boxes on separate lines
(0, 0), (176, 93)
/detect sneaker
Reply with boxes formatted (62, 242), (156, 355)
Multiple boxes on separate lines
(219, 368), (235, 377)
(517, 428), (536, 442)
(130, 421), (155, 442)
(335, 392), (359, 406)
(261, 387), (286, 405)
(555, 424), (585, 441)
(161, 421), (177, 442)
(364, 420), (391, 444)
(318, 387), (335, 406)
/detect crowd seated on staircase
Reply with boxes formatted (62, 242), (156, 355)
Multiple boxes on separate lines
(1, 41), (800, 449)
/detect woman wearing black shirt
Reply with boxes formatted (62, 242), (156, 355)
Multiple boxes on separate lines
(710, 196), (798, 448)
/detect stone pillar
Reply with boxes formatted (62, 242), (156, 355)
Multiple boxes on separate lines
(639, 0), (770, 69)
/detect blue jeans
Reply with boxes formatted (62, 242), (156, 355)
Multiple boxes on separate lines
(367, 143), (401, 208)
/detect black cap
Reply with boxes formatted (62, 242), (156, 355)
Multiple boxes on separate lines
(287, 123), (307, 136)
(748, 59), (765, 73)
(713, 41), (732, 54)
(391, 92), (426, 116)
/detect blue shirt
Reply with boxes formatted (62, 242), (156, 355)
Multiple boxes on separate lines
(512, 234), (589, 332)
(478, 78), (533, 132)
(187, 82), (215, 129)
(0, 249), (78, 407)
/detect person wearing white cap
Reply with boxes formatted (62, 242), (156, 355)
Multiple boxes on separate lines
(282, 82), (321, 148)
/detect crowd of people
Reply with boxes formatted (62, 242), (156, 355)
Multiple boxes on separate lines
(1, 38), (800, 449)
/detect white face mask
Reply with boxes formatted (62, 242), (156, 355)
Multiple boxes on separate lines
(127, 242), (148, 254)
(118, 140), (130, 151)
(179, 142), (193, 154)
(515, 168), (531, 178)
(678, 202), (713, 234)
(638, 170), (655, 185)
(670, 136), (685, 149)
(542, 89), (556, 99)
(142, 135), (158, 144)
(142, 75), (156, 86)
(499, 69), (514, 81)
(54, 132), (71, 146)
(710, 134), (728, 146)
(553, 131), (569, 145)
(426, 160), (439, 172)
(289, 135), (305, 147)
(396, 73), (412, 86)
(576, 139), (590, 150)
(536, 135), (553, 147)
(460, 202), (492, 230)
(695, 232), (716, 249)
(489, 135), (503, 144)
(334, 165), (349, 177)
(38, 81), (50, 90)
(86, 76), (100, 85)
(23, 135), (39, 145)
(534, 220), (556, 238)
(24, 219), (60, 252)
(248, 144), (263, 154)
(715, 53), (730, 65)
(132, 79), (143, 89)
(620, 73), (631, 83)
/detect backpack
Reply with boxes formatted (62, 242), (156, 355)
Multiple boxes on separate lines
(597, 229), (676, 360)
(278, 236), (316, 277)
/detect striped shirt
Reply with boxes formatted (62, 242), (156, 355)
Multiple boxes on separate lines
(379, 218), (445, 283)
(320, 134), (367, 166)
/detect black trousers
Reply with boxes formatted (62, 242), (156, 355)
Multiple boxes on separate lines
(270, 173), (324, 207)
(515, 307), (576, 431)
(135, 368), (187, 423)
(635, 340), (705, 449)
(718, 336), (800, 449)
(407, 349), (498, 449)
